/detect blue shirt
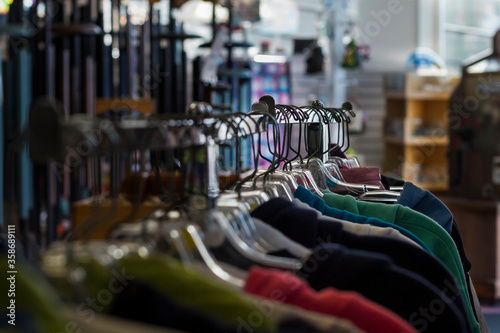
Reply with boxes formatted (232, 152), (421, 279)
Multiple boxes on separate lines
(293, 186), (431, 252)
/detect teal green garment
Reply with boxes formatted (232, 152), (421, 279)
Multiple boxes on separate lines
(322, 190), (480, 333)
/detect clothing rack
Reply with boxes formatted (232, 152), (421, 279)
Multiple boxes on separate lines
(8, 92), (492, 333)
(29, 99), (269, 215)
(29, 102), (269, 160)
(27, 93), (361, 243)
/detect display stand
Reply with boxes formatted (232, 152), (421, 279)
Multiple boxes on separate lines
(383, 72), (456, 192)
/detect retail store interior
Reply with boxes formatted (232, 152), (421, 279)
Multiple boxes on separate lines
(3, 0), (500, 332)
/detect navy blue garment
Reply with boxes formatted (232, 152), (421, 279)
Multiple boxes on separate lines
(383, 176), (478, 316)
(381, 176), (472, 281)
(251, 197), (471, 328)
(299, 243), (470, 333)
(292, 186), (431, 251)
(397, 182), (453, 234)
(251, 197), (319, 248)
(382, 175), (487, 331)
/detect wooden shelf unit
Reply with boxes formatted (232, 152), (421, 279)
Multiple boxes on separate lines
(383, 73), (453, 191)
(385, 135), (449, 146)
(384, 91), (451, 101)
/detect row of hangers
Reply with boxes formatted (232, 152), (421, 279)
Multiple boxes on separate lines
(38, 95), (404, 306)
(239, 96), (401, 202)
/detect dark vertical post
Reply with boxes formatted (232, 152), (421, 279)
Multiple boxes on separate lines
(45, 0), (59, 245)
(150, 6), (159, 112)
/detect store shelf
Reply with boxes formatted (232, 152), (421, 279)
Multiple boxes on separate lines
(406, 92), (451, 100)
(382, 73), (454, 190)
(406, 136), (449, 146)
(385, 136), (449, 146)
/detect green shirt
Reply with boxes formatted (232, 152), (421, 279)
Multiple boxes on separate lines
(1, 254), (68, 333)
(118, 255), (276, 332)
(45, 251), (275, 333)
(322, 190), (480, 333)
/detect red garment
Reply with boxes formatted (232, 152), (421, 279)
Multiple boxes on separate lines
(328, 167), (386, 193)
(244, 266), (417, 333)
(340, 167), (385, 189)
